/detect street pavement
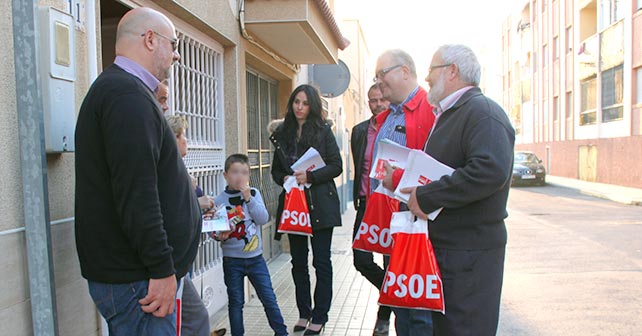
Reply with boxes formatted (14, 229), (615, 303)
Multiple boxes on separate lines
(499, 182), (642, 335)
(211, 207), (395, 336)
(212, 176), (642, 335)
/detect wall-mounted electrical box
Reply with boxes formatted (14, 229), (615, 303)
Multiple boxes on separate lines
(39, 6), (76, 153)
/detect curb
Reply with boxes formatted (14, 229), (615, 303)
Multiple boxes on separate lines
(545, 176), (642, 206)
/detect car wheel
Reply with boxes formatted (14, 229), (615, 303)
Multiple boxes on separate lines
(538, 177), (546, 186)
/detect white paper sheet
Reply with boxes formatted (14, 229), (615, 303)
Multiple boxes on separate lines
(201, 205), (231, 232)
(394, 150), (455, 221)
(291, 147), (326, 188)
(369, 139), (412, 180)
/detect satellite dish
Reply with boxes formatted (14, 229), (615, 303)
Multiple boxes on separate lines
(311, 60), (351, 98)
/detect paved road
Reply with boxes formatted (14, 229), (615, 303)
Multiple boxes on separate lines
(498, 184), (642, 335)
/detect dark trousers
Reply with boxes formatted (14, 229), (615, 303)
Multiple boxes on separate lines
(431, 247), (506, 336)
(352, 198), (392, 321)
(288, 227), (334, 325)
(181, 276), (210, 336)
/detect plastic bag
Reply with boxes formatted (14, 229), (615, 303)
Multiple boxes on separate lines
(378, 211), (445, 313)
(277, 178), (312, 236)
(352, 184), (399, 255)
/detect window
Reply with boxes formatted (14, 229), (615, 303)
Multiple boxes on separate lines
(600, 0), (624, 29)
(637, 68), (642, 104)
(171, 31), (226, 275)
(533, 51), (538, 70)
(553, 96), (560, 121)
(601, 64), (623, 122)
(580, 76), (597, 125)
(543, 45), (548, 67)
(246, 70), (282, 258)
(566, 27), (572, 54)
(565, 91), (573, 118)
(553, 36), (560, 60)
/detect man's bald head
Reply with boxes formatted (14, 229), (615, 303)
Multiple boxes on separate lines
(114, 7), (180, 82)
(116, 8), (172, 46)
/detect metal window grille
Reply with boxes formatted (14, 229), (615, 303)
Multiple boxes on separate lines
(171, 31), (225, 275)
(246, 70), (281, 257)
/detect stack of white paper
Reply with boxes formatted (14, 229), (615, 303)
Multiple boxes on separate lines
(394, 150), (454, 221)
(201, 205), (232, 232)
(369, 139), (411, 180)
(291, 147), (326, 188)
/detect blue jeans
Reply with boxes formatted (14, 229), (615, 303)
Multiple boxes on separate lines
(223, 255), (288, 336)
(392, 307), (433, 336)
(88, 279), (176, 336)
(288, 227), (334, 325)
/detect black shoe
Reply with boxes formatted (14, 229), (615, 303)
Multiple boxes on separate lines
(293, 318), (310, 332)
(303, 323), (325, 335)
(373, 319), (389, 336)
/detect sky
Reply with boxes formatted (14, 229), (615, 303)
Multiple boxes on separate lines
(335, 0), (520, 101)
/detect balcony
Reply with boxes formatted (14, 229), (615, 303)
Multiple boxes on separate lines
(243, 0), (350, 64)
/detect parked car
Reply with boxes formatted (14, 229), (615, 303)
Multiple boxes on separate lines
(512, 151), (546, 186)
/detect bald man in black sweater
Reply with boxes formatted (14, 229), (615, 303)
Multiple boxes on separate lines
(75, 7), (201, 335)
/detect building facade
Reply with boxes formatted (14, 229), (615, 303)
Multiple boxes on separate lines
(0, 0), (349, 334)
(502, 0), (642, 188)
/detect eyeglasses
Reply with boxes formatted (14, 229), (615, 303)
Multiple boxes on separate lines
(141, 30), (179, 52)
(373, 64), (403, 82)
(429, 63), (452, 75)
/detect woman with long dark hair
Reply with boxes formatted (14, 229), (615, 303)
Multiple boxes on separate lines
(270, 84), (342, 335)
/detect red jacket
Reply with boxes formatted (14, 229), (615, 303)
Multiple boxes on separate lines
(369, 86), (435, 193)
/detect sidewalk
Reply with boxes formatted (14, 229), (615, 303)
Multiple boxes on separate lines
(211, 206), (395, 336)
(546, 175), (642, 206)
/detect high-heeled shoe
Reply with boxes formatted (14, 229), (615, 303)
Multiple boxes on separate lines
(303, 322), (325, 335)
(293, 318), (310, 332)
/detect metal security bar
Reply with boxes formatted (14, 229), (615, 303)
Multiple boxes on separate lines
(171, 31), (225, 275)
(246, 70), (281, 257)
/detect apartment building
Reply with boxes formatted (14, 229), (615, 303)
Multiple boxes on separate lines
(502, 0), (642, 188)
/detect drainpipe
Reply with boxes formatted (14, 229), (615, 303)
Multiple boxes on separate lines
(11, 1), (58, 335)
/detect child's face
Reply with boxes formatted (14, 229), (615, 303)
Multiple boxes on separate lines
(224, 162), (250, 189)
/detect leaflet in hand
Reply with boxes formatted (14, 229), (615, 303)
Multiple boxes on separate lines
(291, 147), (326, 188)
(394, 149), (454, 221)
(201, 204), (231, 232)
(369, 139), (411, 180)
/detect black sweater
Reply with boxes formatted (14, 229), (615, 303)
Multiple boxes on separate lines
(74, 65), (201, 283)
(417, 87), (515, 250)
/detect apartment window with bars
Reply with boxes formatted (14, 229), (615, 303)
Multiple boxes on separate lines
(580, 76), (597, 125)
(601, 64), (623, 122)
(170, 31), (225, 275)
(246, 70), (281, 257)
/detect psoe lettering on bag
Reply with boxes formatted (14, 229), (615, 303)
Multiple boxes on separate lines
(382, 271), (441, 299)
(280, 210), (311, 227)
(355, 222), (392, 248)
